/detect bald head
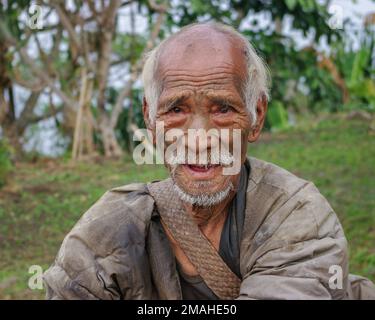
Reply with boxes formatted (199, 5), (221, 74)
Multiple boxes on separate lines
(156, 24), (248, 81)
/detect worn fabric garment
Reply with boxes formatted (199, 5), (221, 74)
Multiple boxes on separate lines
(177, 161), (250, 299)
(43, 157), (375, 300)
(177, 262), (218, 300)
(219, 160), (250, 278)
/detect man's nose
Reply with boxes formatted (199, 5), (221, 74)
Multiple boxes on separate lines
(184, 115), (218, 152)
(188, 114), (209, 130)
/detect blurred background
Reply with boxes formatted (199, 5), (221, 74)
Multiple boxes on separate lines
(0, 0), (374, 299)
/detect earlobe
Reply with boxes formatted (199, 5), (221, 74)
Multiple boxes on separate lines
(247, 124), (259, 143)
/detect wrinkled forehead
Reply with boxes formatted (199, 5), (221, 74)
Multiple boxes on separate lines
(156, 26), (249, 82)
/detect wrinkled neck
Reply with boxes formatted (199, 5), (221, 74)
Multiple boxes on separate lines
(183, 190), (235, 230)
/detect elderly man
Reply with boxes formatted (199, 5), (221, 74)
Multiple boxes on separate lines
(43, 22), (375, 300)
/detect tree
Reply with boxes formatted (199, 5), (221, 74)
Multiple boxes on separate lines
(0, 1), (56, 158)
(0, 0), (165, 159)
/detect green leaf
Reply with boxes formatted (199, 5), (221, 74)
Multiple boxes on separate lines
(267, 101), (290, 131)
(285, 0), (298, 10)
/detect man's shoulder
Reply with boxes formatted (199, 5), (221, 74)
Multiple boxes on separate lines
(109, 182), (149, 193)
(248, 156), (310, 197)
(246, 157), (344, 248)
(43, 181), (159, 299)
(247, 156), (333, 216)
(60, 181), (159, 258)
(77, 181), (156, 227)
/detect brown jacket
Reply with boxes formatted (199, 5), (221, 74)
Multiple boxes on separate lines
(43, 157), (375, 299)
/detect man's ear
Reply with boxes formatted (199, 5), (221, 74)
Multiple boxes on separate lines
(142, 96), (156, 144)
(142, 96), (152, 130)
(248, 95), (268, 143)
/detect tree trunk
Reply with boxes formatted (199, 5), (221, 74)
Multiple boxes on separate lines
(99, 116), (123, 158)
(72, 69), (97, 160)
(1, 122), (23, 160)
(0, 58), (23, 159)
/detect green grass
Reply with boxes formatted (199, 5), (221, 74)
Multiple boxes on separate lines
(0, 114), (374, 299)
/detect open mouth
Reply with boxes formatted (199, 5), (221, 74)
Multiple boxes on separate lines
(181, 164), (221, 179)
(185, 164), (220, 172)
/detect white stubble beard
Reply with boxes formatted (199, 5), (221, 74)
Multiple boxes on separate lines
(172, 180), (234, 207)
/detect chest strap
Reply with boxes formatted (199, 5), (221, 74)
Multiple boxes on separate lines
(147, 178), (241, 300)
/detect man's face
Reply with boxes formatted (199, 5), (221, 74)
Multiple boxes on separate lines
(150, 27), (254, 204)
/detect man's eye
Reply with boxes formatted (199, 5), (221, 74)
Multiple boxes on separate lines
(219, 105), (233, 113)
(170, 107), (182, 113)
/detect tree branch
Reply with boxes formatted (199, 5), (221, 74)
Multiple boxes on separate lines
(96, 0), (121, 112)
(51, 1), (81, 58)
(0, 20), (77, 111)
(27, 106), (63, 126)
(109, 0), (168, 128)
